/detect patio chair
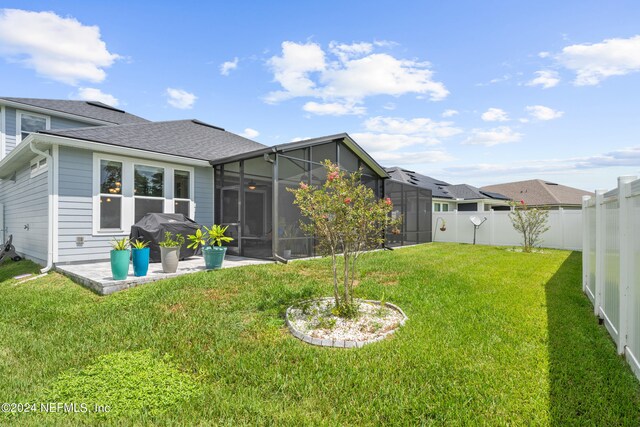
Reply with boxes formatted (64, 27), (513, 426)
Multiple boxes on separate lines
(0, 235), (22, 263)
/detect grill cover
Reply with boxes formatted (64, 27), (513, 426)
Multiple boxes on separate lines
(129, 213), (201, 262)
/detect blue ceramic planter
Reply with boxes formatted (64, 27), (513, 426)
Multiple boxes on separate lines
(132, 247), (150, 277)
(110, 249), (130, 280)
(203, 246), (227, 270)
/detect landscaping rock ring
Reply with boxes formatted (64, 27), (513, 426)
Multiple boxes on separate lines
(285, 297), (408, 348)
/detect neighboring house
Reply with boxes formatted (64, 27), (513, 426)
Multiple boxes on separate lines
(386, 167), (511, 212)
(0, 98), (432, 268)
(480, 179), (594, 210)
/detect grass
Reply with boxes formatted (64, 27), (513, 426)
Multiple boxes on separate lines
(0, 243), (638, 425)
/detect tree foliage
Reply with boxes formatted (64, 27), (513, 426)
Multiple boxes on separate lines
(508, 200), (550, 252)
(288, 161), (400, 317)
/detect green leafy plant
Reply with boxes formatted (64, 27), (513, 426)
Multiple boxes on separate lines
(158, 231), (185, 248)
(288, 161), (400, 318)
(187, 225), (234, 250)
(187, 228), (207, 250)
(110, 237), (130, 251)
(130, 239), (149, 250)
(44, 350), (200, 416)
(205, 225), (234, 247)
(508, 200), (550, 253)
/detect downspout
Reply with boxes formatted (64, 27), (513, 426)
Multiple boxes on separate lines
(29, 140), (54, 273)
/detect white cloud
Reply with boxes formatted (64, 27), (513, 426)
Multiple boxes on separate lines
(0, 9), (120, 85)
(264, 41), (326, 103)
(444, 146), (640, 176)
(302, 101), (366, 116)
(481, 107), (509, 122)
(556, 35), (640, 85)
(350, 115), (461, 165)
(442, 109), (458, 117)
(526, 70), (560, 89)
(240, 128), (259, 139)
(369, 149), (454, 165)
(463, 126), (523, 147)
(265, 40), (449, 114)
(321, 53), (449, 101)
(383, 102), (396, 110)
(74, 87), (118, 106)
(328, 41), (373, 62)
(538, 51), (551, 58)
(166, 88), (197, 109)
(363, 116), (462, 140)
(352, 133), (435, 151)
(220, 57), (239, 76)
(525, 105), (564, 121)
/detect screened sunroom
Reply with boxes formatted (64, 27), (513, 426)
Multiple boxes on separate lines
(211, 134), (432, 260)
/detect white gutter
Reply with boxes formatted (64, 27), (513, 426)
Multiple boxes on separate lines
(29, 140), (54, 273)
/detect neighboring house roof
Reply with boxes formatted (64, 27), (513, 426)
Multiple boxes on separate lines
(447, 184), (511, 201)
(480, 179), (594, 206)
(0, 97), (150, 125)
(40, 119), (266, 161)
(385, 167), (454, 198)
(384, 167), (509, 201)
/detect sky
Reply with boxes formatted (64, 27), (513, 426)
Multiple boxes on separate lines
(1, 1), (639, 191)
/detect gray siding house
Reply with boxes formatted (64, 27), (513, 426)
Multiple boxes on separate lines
(0, 97), (432, 270)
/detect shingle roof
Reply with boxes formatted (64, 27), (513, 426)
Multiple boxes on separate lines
(447, 184), (511, 201)
(385, 167), (510, 201)
(385, 167), (454, 198)
(480, 179), (594, 206)
(0, 97), (149, 125)
(40, 119), (267, 161)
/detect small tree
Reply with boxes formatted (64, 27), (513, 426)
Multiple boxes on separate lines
(508, 200), (550, 252)
(288, 161), (399, 317)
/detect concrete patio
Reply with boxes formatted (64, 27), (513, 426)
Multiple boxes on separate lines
(56, 255), (272, 295)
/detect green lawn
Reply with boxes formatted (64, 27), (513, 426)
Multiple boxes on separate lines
(0, 243), (638, 425)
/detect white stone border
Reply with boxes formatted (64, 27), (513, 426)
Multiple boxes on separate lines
(285, 298), (408, 348)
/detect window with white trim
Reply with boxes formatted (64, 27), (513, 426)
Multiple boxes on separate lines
(442, 203), (449, 212)
(99, 160), (123, 230)
(30, 155), (48, 178)
(18, 111), (50, 143)
(434, 202), (441, 212)
(93, 154), (195, 235)
(174, 170), (191, 217)
(134, 164), (165, 222)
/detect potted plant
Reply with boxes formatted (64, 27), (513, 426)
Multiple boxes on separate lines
(187, 225), (233, 270)
(440, 219), (447, 232)
(158, 231), (185, 273)
(131, 239), (150, 277)
(110, 237), (130, 280)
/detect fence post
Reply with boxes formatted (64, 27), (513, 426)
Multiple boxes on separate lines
(594, 189), (606, 318)
(582, 195), (591, 294)
(618, 176), (636, 354)
(490, 210), (495, 246)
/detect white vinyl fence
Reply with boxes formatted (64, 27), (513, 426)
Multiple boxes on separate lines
(583, 175), (640, 382)
(432, 209), (583, 250)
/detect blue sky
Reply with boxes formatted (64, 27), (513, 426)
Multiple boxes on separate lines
(1, 1), (639, 190)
